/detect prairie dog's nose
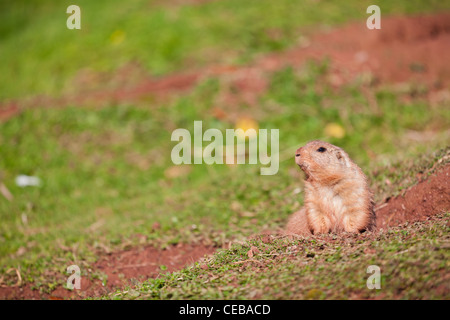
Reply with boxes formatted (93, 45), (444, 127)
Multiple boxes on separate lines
(295, 148), (302, 166)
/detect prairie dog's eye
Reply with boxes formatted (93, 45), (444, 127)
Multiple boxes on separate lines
(317, 147), (326, 152)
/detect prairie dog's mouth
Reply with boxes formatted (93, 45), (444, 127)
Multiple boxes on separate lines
(297, 162), (310, 178)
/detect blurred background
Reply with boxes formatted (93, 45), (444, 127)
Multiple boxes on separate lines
(0, 0), (449, 291)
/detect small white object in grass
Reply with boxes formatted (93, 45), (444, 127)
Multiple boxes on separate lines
(15, 175), (41, 187)
(293, 187), (302, 194)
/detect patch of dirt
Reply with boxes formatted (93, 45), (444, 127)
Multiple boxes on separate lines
(1, 12), (450, 122)
(375, 164), (450, 229)
(277, 12), (450, 88)
(0, 243), (215, 300)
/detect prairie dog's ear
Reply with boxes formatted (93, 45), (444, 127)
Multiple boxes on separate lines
(335, 150), (350, 168)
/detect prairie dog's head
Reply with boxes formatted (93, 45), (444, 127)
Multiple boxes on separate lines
(295, 140), (352, 183)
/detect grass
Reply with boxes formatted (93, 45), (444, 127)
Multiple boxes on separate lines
(0, 0), (449, 298)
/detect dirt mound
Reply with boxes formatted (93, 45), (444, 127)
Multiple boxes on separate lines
(277, 12), (450, 87)
(1, 12), (450, 121)
(375, 164), (450, 229)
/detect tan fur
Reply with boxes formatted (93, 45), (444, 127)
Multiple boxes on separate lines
(285, 140), (375, 235)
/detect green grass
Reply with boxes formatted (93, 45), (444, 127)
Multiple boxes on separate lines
(0, 0), (449, 298)
(1, 0), (450, 100)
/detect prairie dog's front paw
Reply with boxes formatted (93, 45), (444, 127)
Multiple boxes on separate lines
(308, 214), (332, 234)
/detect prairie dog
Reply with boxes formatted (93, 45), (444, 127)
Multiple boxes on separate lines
(286, 140), (375, 235)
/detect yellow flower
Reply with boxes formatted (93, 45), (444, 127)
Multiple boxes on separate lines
(234, 117), (259, 140)
(324, 123), (345, 139)
(110, 30), (126, 45)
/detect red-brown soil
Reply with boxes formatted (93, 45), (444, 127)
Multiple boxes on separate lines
(375, 165), (450, 229)
(0, 243), (215, 300)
